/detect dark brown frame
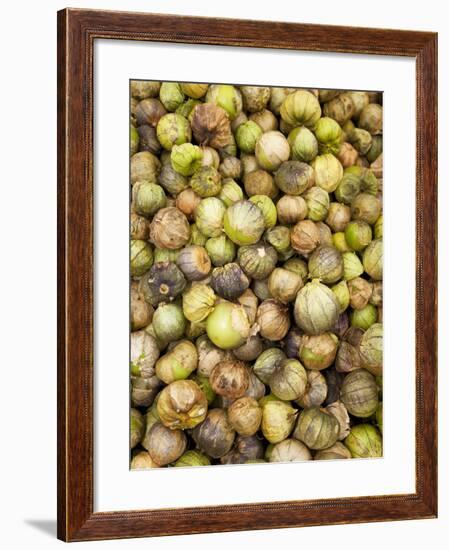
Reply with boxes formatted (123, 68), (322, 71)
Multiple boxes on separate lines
(57, 8), (438, 542)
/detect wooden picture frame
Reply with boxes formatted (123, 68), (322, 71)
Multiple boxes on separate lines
(57, 8), (437, 541)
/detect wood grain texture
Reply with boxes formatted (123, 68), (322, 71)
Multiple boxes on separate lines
(57, 8), (438, 542)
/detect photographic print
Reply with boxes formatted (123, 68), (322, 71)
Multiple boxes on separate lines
(129, 82), (383, 469)
(58, 8), (437, 540)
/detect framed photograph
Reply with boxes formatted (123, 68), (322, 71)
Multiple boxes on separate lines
(57, 8), (437, 542)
